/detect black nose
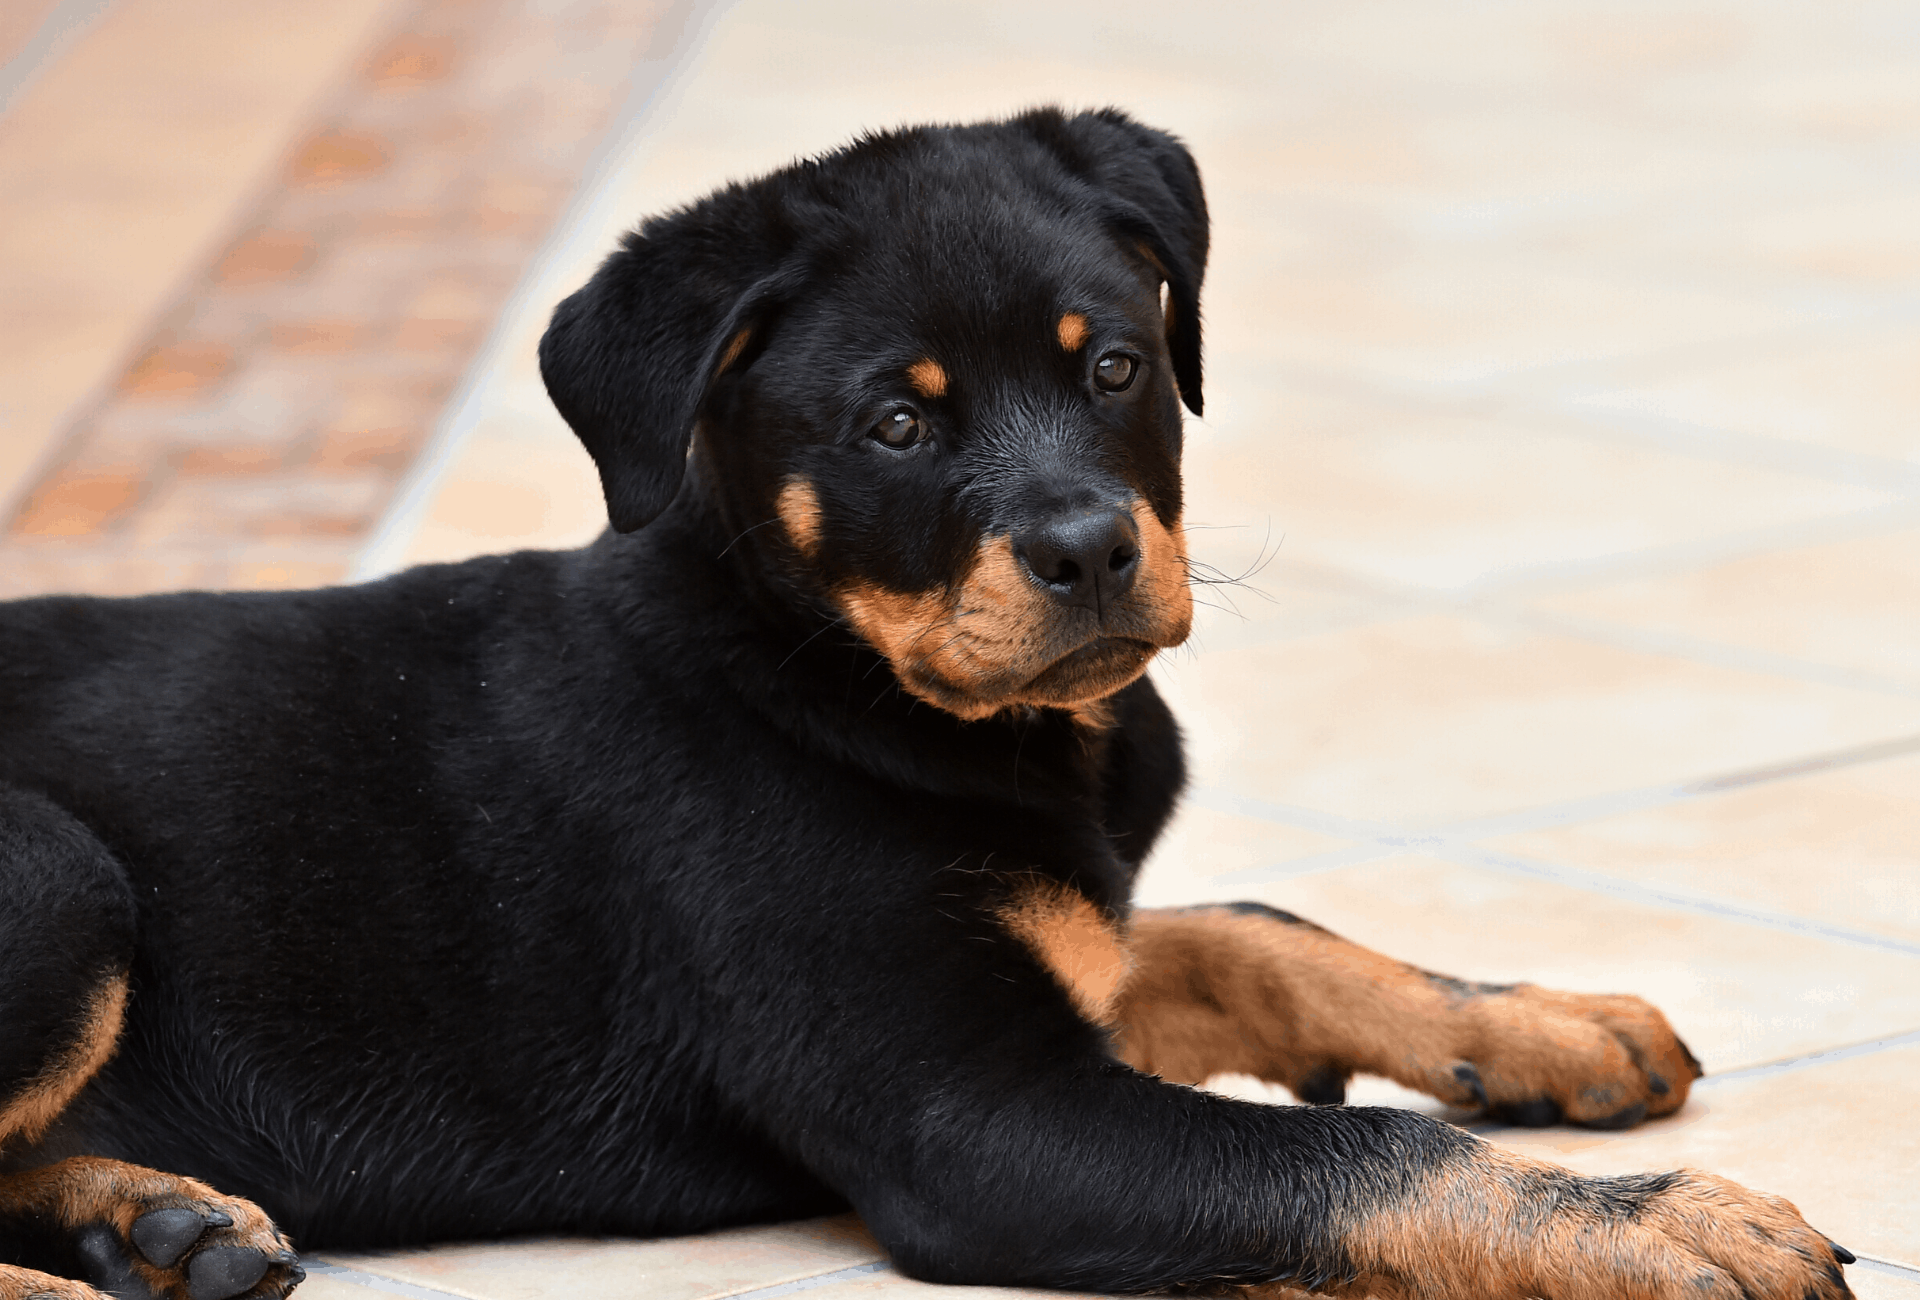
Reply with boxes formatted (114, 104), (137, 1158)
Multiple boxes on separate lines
(1015, 508), (1141, 612)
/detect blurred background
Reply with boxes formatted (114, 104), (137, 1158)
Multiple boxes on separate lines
(3, 1), (1918, 1295)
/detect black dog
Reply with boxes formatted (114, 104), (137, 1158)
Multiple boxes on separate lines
(1, 109), (1852, 1300)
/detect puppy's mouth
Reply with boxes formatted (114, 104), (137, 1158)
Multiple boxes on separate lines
(832, 520), (1192, 722)
(1018, 636), (1157, 701)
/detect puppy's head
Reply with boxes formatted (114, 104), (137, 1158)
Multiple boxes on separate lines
(540, 108), (1207, 721)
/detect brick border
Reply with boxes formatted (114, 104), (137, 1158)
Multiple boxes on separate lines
(2, 0), (668, 597)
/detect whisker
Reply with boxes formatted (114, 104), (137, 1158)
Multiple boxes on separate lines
(717, 516), (783, 558)
(776, 615), (849, 672)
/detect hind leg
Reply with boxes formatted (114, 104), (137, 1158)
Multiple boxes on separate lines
(0, 787), (303, 1300)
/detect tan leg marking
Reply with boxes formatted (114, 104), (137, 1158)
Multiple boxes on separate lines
(0, 1158), (297, 1300)
(997, 879), (1131, 1024)
(1311, 1144), (1852, 1300)
(1056, 312), (1089, 351)
(0, 1263), (106, 1299)
(0, 973), (128, 1147)
(776, 477), (822, 556)
(905, 357), (948, 398)
(1116, 908), (1697, 1125)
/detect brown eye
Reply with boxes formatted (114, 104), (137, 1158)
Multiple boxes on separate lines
(871, 409), (927, 449)
(1093, 353), (1137, 393)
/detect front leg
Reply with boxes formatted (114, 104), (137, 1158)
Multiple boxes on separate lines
(1115, 902), (1702, 1128)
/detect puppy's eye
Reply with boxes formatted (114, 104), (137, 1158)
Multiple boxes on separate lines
(1093, 353), (1137, 393)
(871, 409), (928, 449)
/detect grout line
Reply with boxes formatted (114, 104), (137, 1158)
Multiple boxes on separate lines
(0, 0), (115, 117)
(1462, 497), (1920, 601)
(1853, 1254), (1920, 1282)
(1501, 606), (1920, 701)
(1443, 844), (1920, 959)
(345, 0), (734, 583)
(1447, 731), (1920, 837)
(303, 1261), (481, 1300)
(714, 1260), (893, 1299)
(1697, 1028), (1920, 1089)
(1550, 399), (1920, 495)
(1194, 731), (1920, 956)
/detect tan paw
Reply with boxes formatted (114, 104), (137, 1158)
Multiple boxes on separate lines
(0, 1264), (108, 1300)
(7, 1158), (303, 1300)
(1342, 1146), (1853, 1300)
(1425, 983), (1703, 1128)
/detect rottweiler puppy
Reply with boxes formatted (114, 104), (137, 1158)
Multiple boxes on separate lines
(0, 109), (1854, 1300)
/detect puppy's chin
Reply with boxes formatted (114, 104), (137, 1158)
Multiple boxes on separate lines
(903, 636), (1160, 722)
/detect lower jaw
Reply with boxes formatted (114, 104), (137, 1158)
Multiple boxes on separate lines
(906, 639), (1159, 721)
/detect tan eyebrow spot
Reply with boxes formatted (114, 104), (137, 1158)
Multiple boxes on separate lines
(906, 357), (948, 398)
(776, 477), (822, 555)
(716, 327), (753, 376)
(1056, 312), (1089, 352)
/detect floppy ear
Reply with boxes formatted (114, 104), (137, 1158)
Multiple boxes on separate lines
(539, 204), (797, 533)
(1017, 107), (1210, 416)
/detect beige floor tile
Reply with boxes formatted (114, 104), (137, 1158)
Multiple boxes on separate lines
(1492, 1041), (1920, 1270)
(1533, 527), (1920, 691)
(0, 0), (398, 516)
(1155, 612), (1920, 826)
(322, 1214), (882, 1300)
(1852, 1268), (1920, 1300)
(390, 421), (606, 569)
(1568, 328), (1920, 467)
(277, 1275), (404, 1300)
(1182, 383), (1891, 594)
(1213, 249), (1825, 388)
(1225, 855), (1920, 1075)
(767, 1272), (1094, 1300)
(1492, 751), (1920, 946)
(0, 0), (66, 72)
(1131, 803), (1356, 908)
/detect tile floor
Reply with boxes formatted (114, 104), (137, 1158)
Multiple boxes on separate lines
(4, 0), (1918, 1297)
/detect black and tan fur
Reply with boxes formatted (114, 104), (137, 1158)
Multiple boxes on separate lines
(0, 109), (1850, 1299)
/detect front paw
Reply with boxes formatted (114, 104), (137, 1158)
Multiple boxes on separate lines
(1426, 984), (1703, 1129)
(1339, 1146), (1853, 1300)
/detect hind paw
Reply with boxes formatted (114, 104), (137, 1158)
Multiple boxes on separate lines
(1, 1158), (302, 1300)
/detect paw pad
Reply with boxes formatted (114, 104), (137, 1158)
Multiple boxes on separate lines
(187, 1246), (272, 1300)
(132, 1207), (211, 1269)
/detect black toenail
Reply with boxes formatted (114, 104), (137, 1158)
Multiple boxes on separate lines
(1493, 1097), (1562, 1127)
(1295, 1064), (1347, 1106)
(1451, 1063), (1488, 1108)
(1582, 1101), (1647, 1130)
(132, 1207), (210, 1269)
(205, 1210), (234, 1228)
(1647, 1072), (1669, 1095)
(1828, 1241), (1855, 1265)
(188, 1246), (271, 1300)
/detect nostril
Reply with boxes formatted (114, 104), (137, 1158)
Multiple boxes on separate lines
(1108, 542), (1137, 573)
(1051, 558), (1082, 587)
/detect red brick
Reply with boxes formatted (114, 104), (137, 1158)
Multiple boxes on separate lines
(269, 320), (368, 354)
(121, 342), (234, 398)
(10, 468), (148, 537)
(214, 229), (316, 285)
(366, 32), (457, 88)
(288, 129), (392, 188)
(179, 445), (284, 476)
